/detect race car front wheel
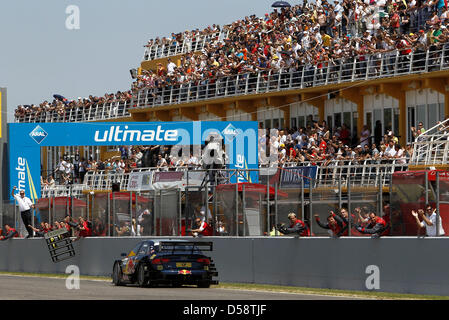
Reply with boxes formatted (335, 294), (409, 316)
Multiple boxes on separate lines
(112, 262), (124, 286)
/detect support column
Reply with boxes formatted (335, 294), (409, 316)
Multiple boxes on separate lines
(154, 110), (171, 122)
(422, 78), (449, 118)
(206, 103), (226, 121)
(339, 88), (364, 139)
(378, 83), (406, 146)
(446, 92), (449, 117)
(267, 95), (299, 129)
(301, 93), (325, 122)
(235, 100), (258, 122)
(179, 107), (199, 121)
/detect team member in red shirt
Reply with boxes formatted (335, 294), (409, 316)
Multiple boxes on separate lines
(77, 216), (92, 237)
(314, 211), (348, 237)
(191, 218), (212, 237)
(356, 212), (389, 238)
(0, 224), (19, 240)
(278, 213), (310, 237)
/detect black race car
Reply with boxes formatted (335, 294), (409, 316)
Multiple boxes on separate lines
(112, 240), (219, 288)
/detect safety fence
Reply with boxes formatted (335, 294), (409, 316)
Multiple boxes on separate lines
(4, 166), (448, 239)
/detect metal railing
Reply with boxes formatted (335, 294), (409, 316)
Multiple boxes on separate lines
(15, 45), (449, 123)
(313, 159), (408, 187)
(14, 100), (132, 123)
(134, 46), (449, 110)
(11, 167), (448, 238)
(411, 118), (449, 166)
(41, 185), (84, 198)
(40, 160), (409, 197)
(143, 30), (229, 61)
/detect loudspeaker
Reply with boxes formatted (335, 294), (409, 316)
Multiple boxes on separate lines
(130, 68), (137, 79)
(112, 182), (120, 192)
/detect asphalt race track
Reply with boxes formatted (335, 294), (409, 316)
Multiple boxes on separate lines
(0, 275), (359, 300)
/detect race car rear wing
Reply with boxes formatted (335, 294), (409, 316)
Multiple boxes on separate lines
(159, 241), (213, 254)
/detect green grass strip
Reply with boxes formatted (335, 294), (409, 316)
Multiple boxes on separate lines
(215, 282), (449, 300)
(0, 271), (447, 300)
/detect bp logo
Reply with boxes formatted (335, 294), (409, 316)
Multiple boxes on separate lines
(222, 124), (238, 142)
(29, 125), (48, 144)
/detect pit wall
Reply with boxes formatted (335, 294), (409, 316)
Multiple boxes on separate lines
(0, 237), (446, 296)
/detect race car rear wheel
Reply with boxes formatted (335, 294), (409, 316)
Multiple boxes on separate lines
(137, 264), (149, 287)
(112, 262), (124, 286)
(197, 281), (211, 288)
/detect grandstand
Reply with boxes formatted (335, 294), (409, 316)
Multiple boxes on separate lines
(8, 1), (449, 239)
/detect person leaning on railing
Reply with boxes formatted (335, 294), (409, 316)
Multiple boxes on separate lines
(314, 211), (348, 237)
(354, 212), (389, 239)
(276, 213), (311, 237)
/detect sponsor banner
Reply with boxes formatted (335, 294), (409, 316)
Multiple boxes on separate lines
(154, 171), (184, 183)
(9, 121), (258, 199)
(9, 145), (40, 204)
(279, 166), (318, 189)
(199, 122), (259, 184)
(127, 171), (154, 191)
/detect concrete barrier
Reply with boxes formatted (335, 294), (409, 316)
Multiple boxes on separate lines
(0, 236), (447, 296)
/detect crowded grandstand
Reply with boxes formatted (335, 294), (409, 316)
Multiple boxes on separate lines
(6, 0), (449, 241)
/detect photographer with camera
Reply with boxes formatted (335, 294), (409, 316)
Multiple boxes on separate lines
(276, 213), (310, 237)
(190, 218), (213, 238)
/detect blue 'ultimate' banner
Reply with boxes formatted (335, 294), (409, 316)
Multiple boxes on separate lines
(9, 122), (259, 200)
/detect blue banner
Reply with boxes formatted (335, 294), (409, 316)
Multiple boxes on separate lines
(279, 166), (318, 189)
(9, 122), (259, 200)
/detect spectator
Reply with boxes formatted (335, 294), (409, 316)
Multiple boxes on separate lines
(411, 205), (445, 236)
(138, 209), (153, 236)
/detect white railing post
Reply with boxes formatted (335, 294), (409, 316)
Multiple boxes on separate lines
(394, 51), (399, 76)
(256, 72), (261, 93)
(351, 57), (357, 81)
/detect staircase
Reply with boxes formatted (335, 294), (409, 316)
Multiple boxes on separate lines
(410, 118), (449, 168)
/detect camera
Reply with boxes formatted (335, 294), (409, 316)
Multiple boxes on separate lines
(275, 223), (286, 232)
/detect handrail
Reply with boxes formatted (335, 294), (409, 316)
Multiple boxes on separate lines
(15, 45), (449, 124)
(40, 160), (408, 197)
(143, 30), (226, 61)
(411, 117), (449, 166)
(15, 100), (132, 123)
(133, 46), (449, 110)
